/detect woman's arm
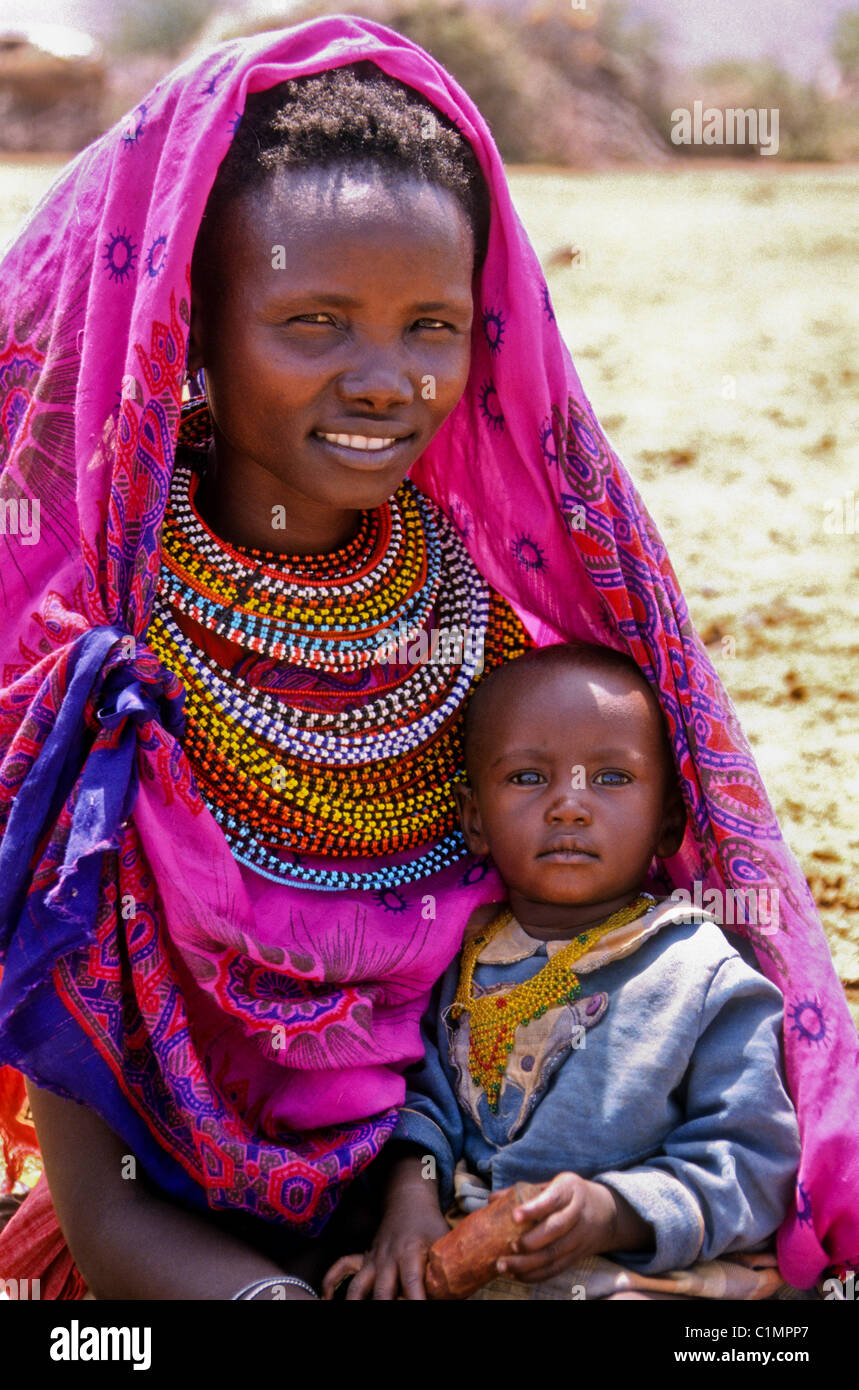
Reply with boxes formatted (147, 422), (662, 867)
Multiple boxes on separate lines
(26, 1082), (315, 1299)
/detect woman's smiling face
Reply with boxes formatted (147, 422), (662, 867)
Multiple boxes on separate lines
(189, 165), (476, 551)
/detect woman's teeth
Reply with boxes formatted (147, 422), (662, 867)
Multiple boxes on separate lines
(316, 432), (398, 451)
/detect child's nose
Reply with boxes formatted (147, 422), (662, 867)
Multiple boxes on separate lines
(546, 790), (592, 824)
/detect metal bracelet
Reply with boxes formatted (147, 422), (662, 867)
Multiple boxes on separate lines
(231, 1274), (320, 1301)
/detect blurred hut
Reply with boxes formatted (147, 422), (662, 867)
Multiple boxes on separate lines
(0, 24), (105, 152)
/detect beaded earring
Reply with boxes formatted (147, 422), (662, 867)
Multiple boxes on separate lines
(182, 366), (207, 406)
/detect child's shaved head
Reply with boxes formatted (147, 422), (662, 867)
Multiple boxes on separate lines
(462, 641), (678, 793)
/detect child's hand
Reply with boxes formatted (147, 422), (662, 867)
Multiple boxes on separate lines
(492, 1173), (622, 1283)
(322, 1154), (450, 1299)
(324, 1209), (450, 1300)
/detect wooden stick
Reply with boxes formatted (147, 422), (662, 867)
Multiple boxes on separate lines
(425, 1183), (543, 1300)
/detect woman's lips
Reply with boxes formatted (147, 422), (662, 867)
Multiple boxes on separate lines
(311, 430), (415, 468)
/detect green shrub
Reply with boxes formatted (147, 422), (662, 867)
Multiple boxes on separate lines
(664, 60), (833, 162)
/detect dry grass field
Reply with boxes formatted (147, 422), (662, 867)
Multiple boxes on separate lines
(1, 156), (857, 1049)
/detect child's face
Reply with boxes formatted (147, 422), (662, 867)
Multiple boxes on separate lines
(189, 166), (475, 515)
(455, 663), (686, 933)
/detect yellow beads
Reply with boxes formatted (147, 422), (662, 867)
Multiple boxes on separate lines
(452, 895), (655, 1111)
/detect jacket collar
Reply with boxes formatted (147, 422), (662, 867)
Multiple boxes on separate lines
(475, 897), (718, 973)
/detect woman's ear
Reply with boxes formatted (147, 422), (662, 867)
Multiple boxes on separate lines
(655, 780), (687, 859)
(187, 294), (205, 374)
(453, 781), (489, 857)
(187, 225), (213, 375)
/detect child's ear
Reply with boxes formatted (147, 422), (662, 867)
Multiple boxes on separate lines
(655, 781), (687, 859)
(453, 781), (489, 857)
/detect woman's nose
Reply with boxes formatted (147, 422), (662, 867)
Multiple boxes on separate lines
(337, 348), (414, 409)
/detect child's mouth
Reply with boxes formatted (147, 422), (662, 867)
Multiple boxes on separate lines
(539, 841), (598, 863)
(539, 850), (596, 863)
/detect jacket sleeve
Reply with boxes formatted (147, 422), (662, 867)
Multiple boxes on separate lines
(392, 971), (464, 1210)
(593, 952), (801, 1274)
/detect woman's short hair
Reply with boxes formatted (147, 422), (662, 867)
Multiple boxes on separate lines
(198, 60), (491, 271)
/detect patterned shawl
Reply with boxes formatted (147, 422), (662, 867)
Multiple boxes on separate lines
(0, 14), (855, 1285)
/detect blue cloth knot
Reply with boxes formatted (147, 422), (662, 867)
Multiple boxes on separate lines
(96, 656), (185, 741)
(98, 675), (162, 731)
(0, 625), (184, 972)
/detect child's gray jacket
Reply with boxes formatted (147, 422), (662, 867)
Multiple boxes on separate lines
(393, 900), (801, 1274)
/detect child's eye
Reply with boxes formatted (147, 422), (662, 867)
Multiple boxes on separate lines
(290, 313), (338, 326)
(414, 318), (453, 332)
(594, 770), (632, 786)
(508, 770), (545, 785)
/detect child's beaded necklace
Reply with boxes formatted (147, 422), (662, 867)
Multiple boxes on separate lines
(451, 893), (656, 1110)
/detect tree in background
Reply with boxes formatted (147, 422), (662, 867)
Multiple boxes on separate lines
(594, 0), (667, 130)
(670, 58), (832, 161)
(110, 0), (216, 56)
(833, 7), (859, 85)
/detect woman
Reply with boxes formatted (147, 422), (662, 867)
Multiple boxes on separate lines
(0, 15), (855, 1300)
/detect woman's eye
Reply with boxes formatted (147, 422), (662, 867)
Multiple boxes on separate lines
(286, 315), (454, 332)
(594, 770), (632, 786)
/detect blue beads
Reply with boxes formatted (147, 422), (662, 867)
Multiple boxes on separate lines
(229, 832), (467, 891)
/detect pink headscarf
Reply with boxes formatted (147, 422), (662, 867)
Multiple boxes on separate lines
(0, 14), (855, 1283)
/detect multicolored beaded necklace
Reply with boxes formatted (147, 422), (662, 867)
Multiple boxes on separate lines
(160, 461), (440, 669)
(450, 894), (656, 1110)
(148, 413), (532, 891)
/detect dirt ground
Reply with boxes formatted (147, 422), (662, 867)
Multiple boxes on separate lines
(1, 156), (857, 1034)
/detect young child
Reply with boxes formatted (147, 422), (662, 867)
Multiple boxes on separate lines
(328, 641), (802, 1300)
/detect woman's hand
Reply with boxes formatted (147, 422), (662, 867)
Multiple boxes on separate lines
(321, 1252), (367, 1298)
(493, 1172), (653, 1283)
(322, 1154), (449, 1300)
